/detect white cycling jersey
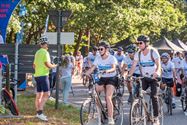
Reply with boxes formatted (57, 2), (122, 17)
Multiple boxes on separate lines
(114, 53), (125, 66)
(123, 55), (140, 75)
(93, 54), (117, 77)
(181, 59), (187, 77)
(161, 61), (175, 79)
(134, 48), (160, 77)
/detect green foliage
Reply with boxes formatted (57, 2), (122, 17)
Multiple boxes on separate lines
(6, 0), (187, 47)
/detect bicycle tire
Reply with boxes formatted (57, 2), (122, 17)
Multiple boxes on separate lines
(80, 98), (100, 125)
(1, 89), (19, 115)
(112, 96), (124, 125)
(181, 96), (187, 111)
(158, 96), (164, 125)
(10, 87), (15, 100)
(166, 88), (172, 115)
(129, 98), (146, 125)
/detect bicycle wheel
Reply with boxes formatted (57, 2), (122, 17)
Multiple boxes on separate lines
(112, 96), (124, 125)
(80, 98), (101, 125)
(166, 88), (172, 115)
(181, 95), (187, 111)
(130, 98), (146, 125)
(158, 96), (164, 125)
(1, 89), (19, 115)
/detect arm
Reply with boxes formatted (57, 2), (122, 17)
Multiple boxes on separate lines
(33, 64), (35, 69)
(45, 62), (57, 69)
(105, 64), (116, 73)
(129, 60), (138, 76)
(121, 64), (128, 76)
(86, 65), (96, 75)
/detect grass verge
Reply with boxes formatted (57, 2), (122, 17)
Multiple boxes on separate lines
(0, 90), (80, 125)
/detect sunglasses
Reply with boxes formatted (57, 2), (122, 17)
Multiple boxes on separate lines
(98, 48), (105, 51)
(137, 42), (143, 45)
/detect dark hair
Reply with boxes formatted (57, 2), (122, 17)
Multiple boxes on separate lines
(137, 35), (150, 43)
(92, 46), (98, 51)
(61, 56), (69, 67)
(98, 41), (110, 48)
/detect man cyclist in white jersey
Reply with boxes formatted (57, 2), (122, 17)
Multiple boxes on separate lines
(114, 47), (125, 70)
(121, 44), (140, 103)
(85, 41), (117, 125)
(128, 35), (161, 125)
(88, 46), (99, 66)
(180, 52), (187, 115)
(160, 52), (176, 108)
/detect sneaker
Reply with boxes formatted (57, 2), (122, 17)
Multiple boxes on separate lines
(108, 117), (115, 125)
(153, 117), (160, 125)
(128, 94), (133, 103)
(49, 96), (55, 101)
(36, 113), (48, 121)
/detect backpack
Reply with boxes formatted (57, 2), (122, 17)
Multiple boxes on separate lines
(138, 49), (155, 76)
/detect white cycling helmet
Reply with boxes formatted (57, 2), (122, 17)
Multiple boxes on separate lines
(161, 52), (170, 59)
(39, 35), (49, 45)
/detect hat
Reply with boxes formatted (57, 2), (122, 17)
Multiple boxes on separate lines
(39, 35), (49, 45)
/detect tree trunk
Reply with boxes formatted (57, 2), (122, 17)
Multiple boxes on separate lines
(85, 28), (90, 55)
(74, 29), (83, 56)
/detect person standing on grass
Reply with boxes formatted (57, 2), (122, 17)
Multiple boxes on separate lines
(59, 55), (74, 105)
(33, 36), (57, 121)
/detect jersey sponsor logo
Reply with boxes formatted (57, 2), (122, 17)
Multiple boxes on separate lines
(140, 61), (155, 67)
(98, 65), (112, 70)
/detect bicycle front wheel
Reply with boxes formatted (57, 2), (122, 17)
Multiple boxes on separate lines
(158, 96), (164, 125)
(112, 96), (124, 125)
(80, 98), (101, 125)
(130, 98), (146, 125)
(1, 89), (19, 115)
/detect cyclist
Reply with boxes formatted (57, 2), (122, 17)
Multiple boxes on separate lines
(128, 35), (161, 125)
(88, 46), (99, 66)
(33, 36), (57, 121)
(75, 51), (83, 76)
(114, 47), (125, 70)
(180, 52), (187, 115)
(85, 41), (117, 125)
(160, 52), (176, 108)
(121, 44), (140, 103)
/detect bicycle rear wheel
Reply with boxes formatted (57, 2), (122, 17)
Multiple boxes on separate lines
(158, 96), (164, 125)
(130, 98), (146, 125)
(1, 89), (19, 115)
(80, 98), (101, 125)
(112, 96), (124, 125)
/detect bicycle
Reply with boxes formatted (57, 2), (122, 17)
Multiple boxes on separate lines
(80, 71), (124, 125)
(162, 84), (173, 115)
(180, 78), (187, 112)
(128, 76), (164, 125)
(0, 64), (19, 116)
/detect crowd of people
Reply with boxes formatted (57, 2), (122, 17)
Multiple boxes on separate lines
(33, 35), (187, 125)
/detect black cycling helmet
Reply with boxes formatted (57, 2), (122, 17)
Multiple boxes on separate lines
(137, 35), (150, 43)
(98, 40), (110, 48)
(39, 35), (49, 45)
(126, 44), (137, 53)
(118, 47), (123, 51)
(109, 48), (115, 55)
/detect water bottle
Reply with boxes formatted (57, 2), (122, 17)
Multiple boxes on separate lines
(94, 73), (99, 83)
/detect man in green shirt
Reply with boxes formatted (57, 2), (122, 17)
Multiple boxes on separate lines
(33, 36), (57, 121)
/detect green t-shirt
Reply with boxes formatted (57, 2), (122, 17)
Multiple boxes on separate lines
(34, 48), (51, 77)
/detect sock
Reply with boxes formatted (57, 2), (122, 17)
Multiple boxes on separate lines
(37, 110), (43, 115)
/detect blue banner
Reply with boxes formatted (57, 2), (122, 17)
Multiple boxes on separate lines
(0, 0), (21, 43)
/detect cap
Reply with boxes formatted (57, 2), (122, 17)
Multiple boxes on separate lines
(118, 47), (123, 51)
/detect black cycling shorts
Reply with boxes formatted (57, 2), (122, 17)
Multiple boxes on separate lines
(98, 77), (118, 87)
(162, 78), (174, 87)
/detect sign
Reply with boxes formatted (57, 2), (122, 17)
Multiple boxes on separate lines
(45, 32), (74, 45)
(0, 0), (21, 43)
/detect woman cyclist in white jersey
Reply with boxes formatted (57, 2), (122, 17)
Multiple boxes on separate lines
(85, 41), (117, 125)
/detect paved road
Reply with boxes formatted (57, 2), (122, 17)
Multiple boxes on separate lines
(60, 78), (187, 125)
